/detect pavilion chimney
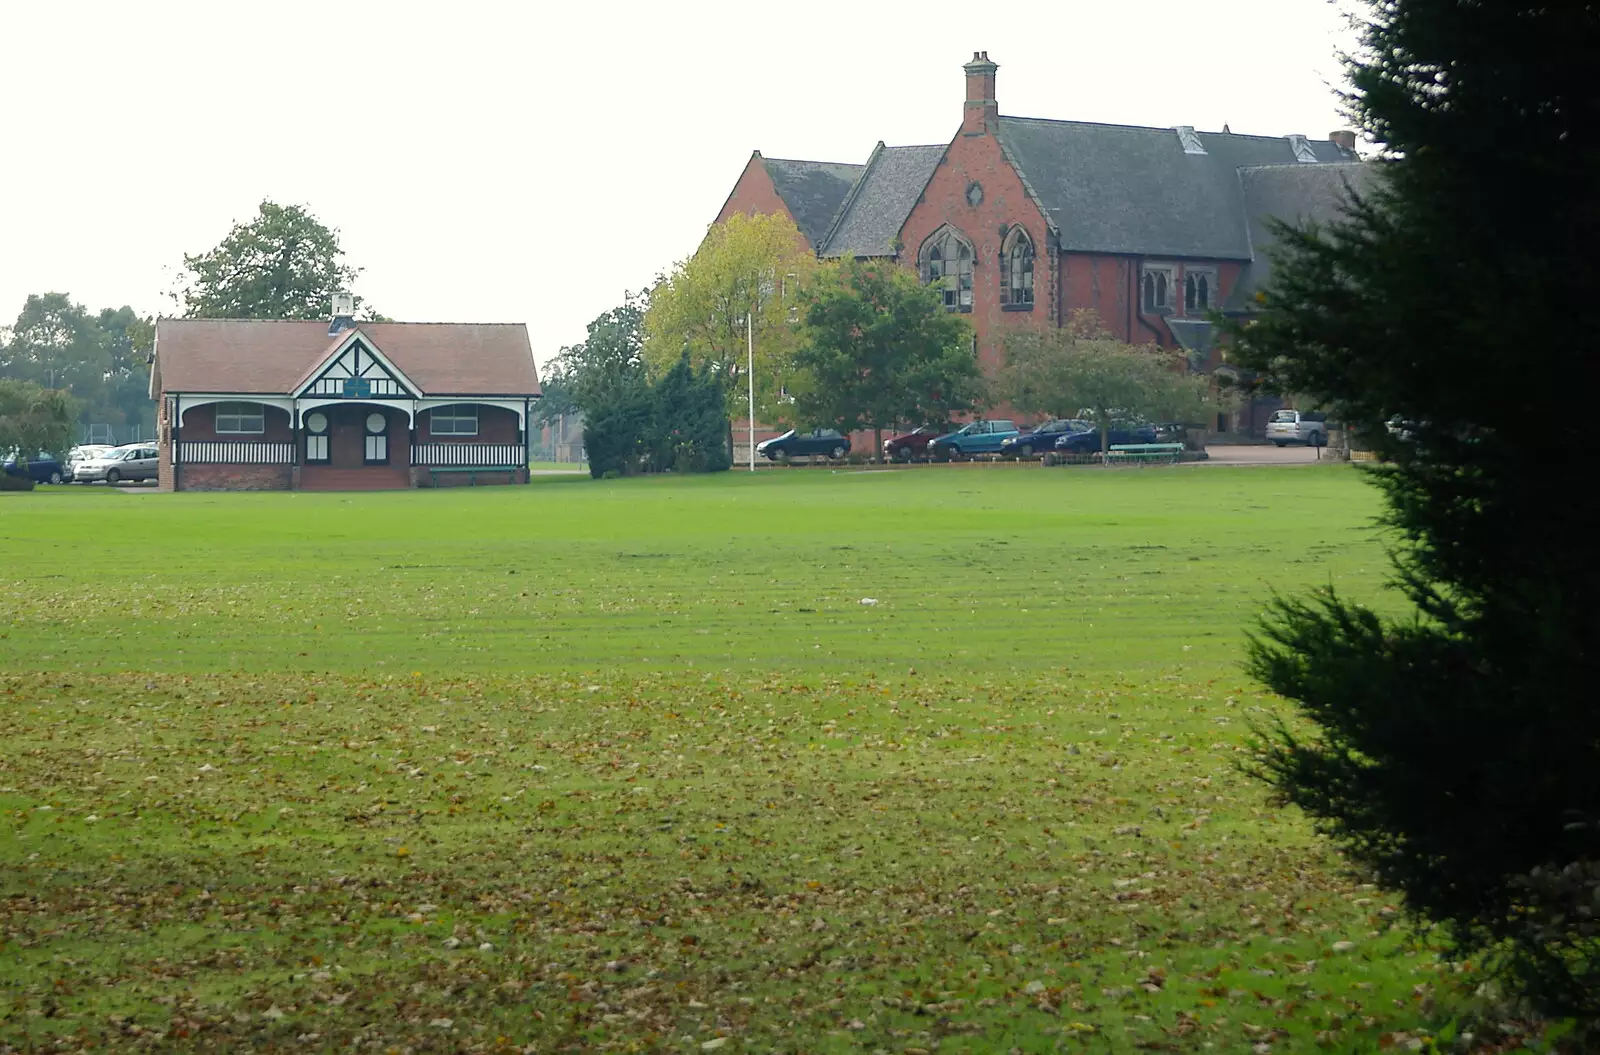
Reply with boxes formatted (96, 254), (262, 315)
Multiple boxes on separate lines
(962, 51), (999, 135)
(328, 292), (355, 337)
(1329, 129), (1357, 155)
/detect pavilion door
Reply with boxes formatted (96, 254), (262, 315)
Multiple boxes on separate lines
(328, 406), (366, 468)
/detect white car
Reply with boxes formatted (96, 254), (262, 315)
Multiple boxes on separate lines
(1265, 409), (1328, 447)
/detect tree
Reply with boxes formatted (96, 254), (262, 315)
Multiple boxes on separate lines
(0, 379), (77, 463)
(1226, 0), (1600, 1019)
(999, 310), (1214, 458)
(790, 260), (981, 457)
(172, 201), (373, 320)
(643, 213), (817, 432)
(1, 295), (156, 438)
(645, 353), (731, 474)
(97, 306), (156, 434)
(543, 293), (650, 421)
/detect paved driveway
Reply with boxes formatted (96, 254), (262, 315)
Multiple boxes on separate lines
(1196, 443), (1339, 466)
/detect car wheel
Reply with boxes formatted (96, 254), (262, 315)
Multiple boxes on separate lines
(106, 469), (122, 484)
(1043, 452), (1059, 466)
(830, 446), (846, 460)
(1273, 442), (1287, 448)
(48, 471), (62, 484)
(1309, 431), (1325, 447)
(896, 446), (912, 462)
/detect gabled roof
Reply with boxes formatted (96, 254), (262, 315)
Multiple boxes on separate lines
(994, 117), (1354, 259)
(1226, 161), (1378, 308)
(290, 328), (423, 397)
(819, 143), (947, 258)
(153, 319), (541, 396)
(761, 156), (864, 246)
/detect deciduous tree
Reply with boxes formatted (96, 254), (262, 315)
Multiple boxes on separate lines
(999, 310), (1214, 458)
(643, 213), (816, 430)
(172, 201), (373, 320)
(1227, 0), (1600, 1020)
(790, 260), (981, 458)
(0, 379), (77, 463)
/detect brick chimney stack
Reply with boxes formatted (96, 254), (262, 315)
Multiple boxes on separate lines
(1329, 129), (1358, 155)
(963, 51), (999, 135)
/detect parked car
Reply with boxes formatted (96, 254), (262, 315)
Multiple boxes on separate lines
(66, 445), (114, 475)
(73, 444), (159, 484)
(1265, 409), (1328, 447)
(2, 450), (68, 484)
(998, 419), (1091, 459)
(928, 420), (1021, 460)
(757, 428), (850, 461)
(882, 425), (948, 463)
(1052, 423), (1159, 456)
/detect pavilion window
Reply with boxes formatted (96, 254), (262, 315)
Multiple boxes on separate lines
(430, 405), (479, 437)
(214, 401), (265, 434)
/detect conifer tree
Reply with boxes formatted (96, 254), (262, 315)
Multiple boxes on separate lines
(1229, 0), (1600, 1017)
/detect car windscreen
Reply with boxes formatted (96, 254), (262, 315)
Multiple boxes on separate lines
(1269, 411), (1298, 423)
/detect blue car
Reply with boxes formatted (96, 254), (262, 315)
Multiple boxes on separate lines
(1052, 424), (1158, 456)
(927, 420), (1020, 460)
(998, 419), (1092, 459)
(2, 450), (68, 484)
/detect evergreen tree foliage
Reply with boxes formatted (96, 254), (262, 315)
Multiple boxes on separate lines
(0, 378), (77, 463)
(1228, 0), (1600, 1017)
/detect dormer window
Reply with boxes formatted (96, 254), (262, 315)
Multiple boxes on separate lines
(1184, 268), (1216, 314)
(1000, 227), (1034, 310)
(1286, 134), (1319, 163)
(1141, 265), (1175, 314)
(920, 227), (974, 312)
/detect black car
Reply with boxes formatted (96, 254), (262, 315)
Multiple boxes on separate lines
(998, 419), (1092, 459)
(756, 428), (850, 461)
(1052, 424), (1159, 455)
(2, 450), (68, 484)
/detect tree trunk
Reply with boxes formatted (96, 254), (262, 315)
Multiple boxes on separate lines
(873, 426), (882, 463)
(1100, 422), (1111, 465)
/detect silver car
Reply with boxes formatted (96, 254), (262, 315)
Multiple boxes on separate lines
(74, 445), (159, 485)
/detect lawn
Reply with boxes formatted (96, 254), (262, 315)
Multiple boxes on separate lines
(0, 466), (1456, 1053)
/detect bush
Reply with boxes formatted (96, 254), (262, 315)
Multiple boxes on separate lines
(0, 474), (36, 492)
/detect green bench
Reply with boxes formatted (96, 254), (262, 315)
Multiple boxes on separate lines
(427, 466), (519, 486)
(1103, 442), (1185, 464)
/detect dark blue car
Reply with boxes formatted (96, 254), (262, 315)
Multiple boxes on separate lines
(1052, 424), (1158, 456)
(2, 450), (68, 484)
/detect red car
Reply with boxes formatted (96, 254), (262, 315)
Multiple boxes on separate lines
(882, 426), (947, 463)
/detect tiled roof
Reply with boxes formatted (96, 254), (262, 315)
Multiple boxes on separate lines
(819, 143), (947, 258)
(1226, 161), (1378, 308)
(994, 117), (1355, 259)
(153, 319), (541, 396)
(761, 157), (864, 246)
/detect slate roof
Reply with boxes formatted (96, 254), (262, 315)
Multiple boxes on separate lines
(153, 320), (542, 396)
(761, 157), (864, 246)
(1226, 161), (1378, 308)
(818, 143), (947, 258)
(993, 117), (1353, 259)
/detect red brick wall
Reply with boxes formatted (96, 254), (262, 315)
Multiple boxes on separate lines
(179, 402), (292, 442)
(714, 154), (811, 251)
(418, 405), (520, 443)
(157, 396), (174, 490)
(178, 465), (292, 491)
(896, 115), (1054, 422)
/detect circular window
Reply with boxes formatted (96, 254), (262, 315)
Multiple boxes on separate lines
(304, 412), (328, 434)
(966, 181), (984, 207)
(366, 412), (386, 434)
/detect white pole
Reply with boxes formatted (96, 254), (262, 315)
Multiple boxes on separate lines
(747, 308), (756, 472)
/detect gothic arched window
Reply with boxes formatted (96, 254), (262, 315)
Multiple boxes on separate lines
(920, 227), (974, 312)
(1000, 228), (1035, 309)
(1184, 270), (1214, 313)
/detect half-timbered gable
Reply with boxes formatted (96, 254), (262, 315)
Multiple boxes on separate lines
(294, 331), (421, 400)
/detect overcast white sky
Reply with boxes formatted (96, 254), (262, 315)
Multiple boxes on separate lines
(0, 0), (1358, 369)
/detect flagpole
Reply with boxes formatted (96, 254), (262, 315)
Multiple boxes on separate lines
(747, 308), (756, 472)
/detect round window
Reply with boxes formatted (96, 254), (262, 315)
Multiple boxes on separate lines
(366, 412), (386, 434)
(304, 412), (328, 434)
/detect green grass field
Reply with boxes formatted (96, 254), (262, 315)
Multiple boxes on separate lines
(0, 467), (1460, 1053)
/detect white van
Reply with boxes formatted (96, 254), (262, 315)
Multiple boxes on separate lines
(1265, 409), (1328, 447)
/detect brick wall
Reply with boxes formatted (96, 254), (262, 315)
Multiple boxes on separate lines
(178, 465), (292, 491)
